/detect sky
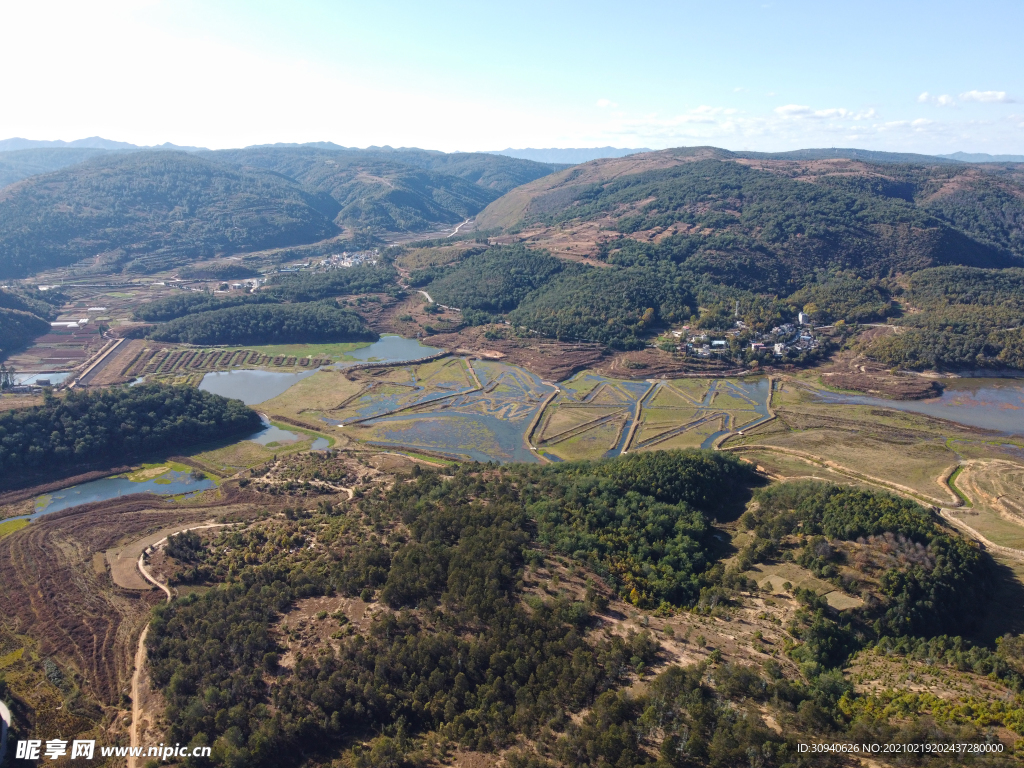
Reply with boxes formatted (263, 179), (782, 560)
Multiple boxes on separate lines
(1, 0), (1021, 154)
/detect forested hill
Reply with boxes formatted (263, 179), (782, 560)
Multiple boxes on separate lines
(0, 384), (261, 489)
(211, 147), (560, 232)
(0, 146), (562, 278)
(0, 151), (338, 279)
(477, 149), (1024, 278)
(0, 147), (110, 188)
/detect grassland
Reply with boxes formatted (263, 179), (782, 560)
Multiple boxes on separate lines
(0, 518), (28, 539)
(245, 341), (371, 360)
(259, 369), (363, 423)
(395, 244), (478, 270)
(722, 380), (972, 505)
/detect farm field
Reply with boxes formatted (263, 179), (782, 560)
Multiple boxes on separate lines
(537, 374), (771, 461)
(256, 359), (780, 463)
(721, 380), (982, 506)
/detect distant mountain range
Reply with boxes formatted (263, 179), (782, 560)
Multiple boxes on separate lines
(0, 136), (206, 152)
(487, 147), (652, 164)
(4, 138), (1022, 165)
(938, 151), (1024, 163)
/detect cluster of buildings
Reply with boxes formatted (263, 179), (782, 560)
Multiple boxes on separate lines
(324, 249), (379, 268)
(666, 314), (821, 359)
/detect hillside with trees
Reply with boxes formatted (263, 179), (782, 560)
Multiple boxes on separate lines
(863, 266), (1024, 370)
(132, 292), (277, 322)
(0, 146), (563, 279)
(147, 301), (377, 345)
(425, 244), (565, 312)
(264, 263), (398, 301)
(0, 286), (66, 359)
(0, 151), (338, 278)
(142, 452), (1009, 766)
(0, 384), (260, 488)
(0, 307), (50, 360)
(214, 148), (512, 233)
(461, 150), (1024, 367)
(215, 145), (561, 196)
(0, 147), (111, 188)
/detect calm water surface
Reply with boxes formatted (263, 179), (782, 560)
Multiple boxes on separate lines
(247, 415), (300, 445)
(817, 379), (1024, 435)
(11, 470), (216, 523)
(199, 368), (318, 405)
(337, 335), (442, 365)
(197, 337), (443, 405)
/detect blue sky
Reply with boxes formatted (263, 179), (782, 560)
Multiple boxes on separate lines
(2, 0), (1021, 154)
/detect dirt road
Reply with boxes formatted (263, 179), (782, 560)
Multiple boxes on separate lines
(129, 523), (232, 768)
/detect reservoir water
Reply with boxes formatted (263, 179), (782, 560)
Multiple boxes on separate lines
(11, 470), (216, 523)
(816, 378), (1024, 435)
(197, 336), (443, 405)
(337, 335), (442, 365)
(199, 368), (319, 405)
(247, 415), (300, 445)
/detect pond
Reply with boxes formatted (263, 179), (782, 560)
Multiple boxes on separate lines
(247, 415), (301, 446)
(336, 335), (443, 365)
(199, 367), (319, 405)
(817, 378), (1024, 435)
(11, 469), (216, 523)
(699, 377), (773, 449)
(197, 337), (443, 405)
(14, 371), (73, 386)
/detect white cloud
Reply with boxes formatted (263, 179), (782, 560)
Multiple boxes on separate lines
(596, 98), (618, 108)
(774, 105), (875, 120)
(960, 90), (1015, 103)
(775, 104), (813, 117)
(918, 93), (956, 106)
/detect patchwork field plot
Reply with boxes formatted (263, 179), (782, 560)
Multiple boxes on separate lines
(945, 461), (1024, 550)
(244, 362), (779, 463)
(121, 344), (339, 387)
(348, 359), (554, 462)
(537, 375), (772, 462)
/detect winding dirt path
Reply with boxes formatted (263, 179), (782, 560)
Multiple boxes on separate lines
(128, 523), (232, 768)
(720, 443), (959, 508)
(938, 509), (1024, 561)
(128, 626), (149, 768)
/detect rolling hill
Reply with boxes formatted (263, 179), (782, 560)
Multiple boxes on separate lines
(0, 150), (338, 278)
(461, 147), (1024, 363)
(212, 146), (561, 232)
(477, 147), (1024, 277)
(0, 147), (113, 189)
(0, 144), (563, 278)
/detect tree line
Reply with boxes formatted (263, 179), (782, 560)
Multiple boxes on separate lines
(0, 384), (260, 484)
(147, 301), (378, 346)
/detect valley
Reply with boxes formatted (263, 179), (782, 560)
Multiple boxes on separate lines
(3, 142), (1024, 767)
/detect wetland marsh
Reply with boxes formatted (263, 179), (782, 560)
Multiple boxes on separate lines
(15, 466), (216, 523)
(817, 378), (1024, 435)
